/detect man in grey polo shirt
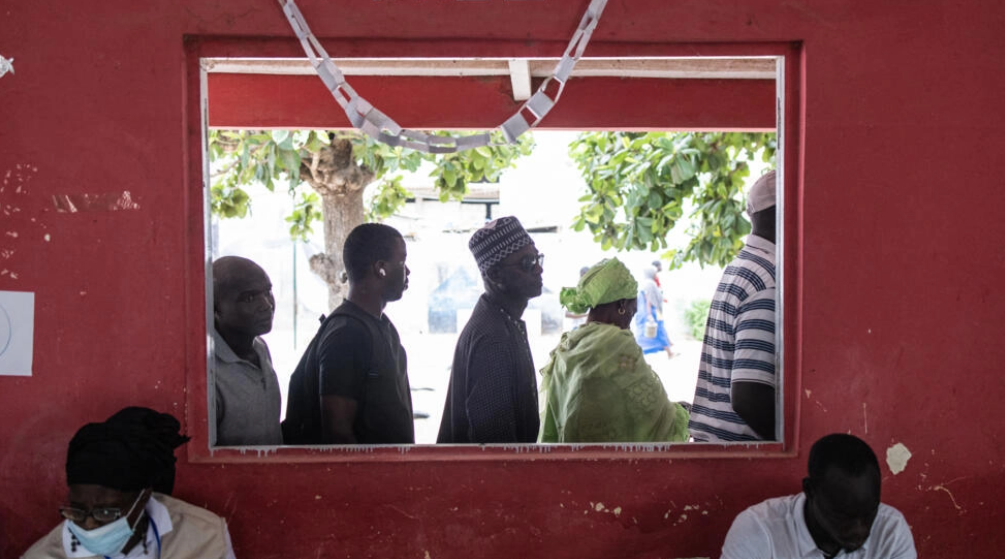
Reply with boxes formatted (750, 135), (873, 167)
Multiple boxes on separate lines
(210, 256), (283, 446)
(721, 433), (916, 559)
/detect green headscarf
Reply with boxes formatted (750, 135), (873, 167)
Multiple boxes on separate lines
(559, 258), (638, 314)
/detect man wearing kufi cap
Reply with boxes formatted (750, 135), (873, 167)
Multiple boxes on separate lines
(689, 169), (778, 442)
(437, 216), (544, 444)
(538, 258), (690, 443)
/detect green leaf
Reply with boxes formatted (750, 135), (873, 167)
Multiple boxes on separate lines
(271, 130), (290, 144)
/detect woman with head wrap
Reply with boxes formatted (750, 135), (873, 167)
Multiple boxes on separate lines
(633, 265), (675, 357)
(538, 259), (690, 443)
(22, 407), (236, 559)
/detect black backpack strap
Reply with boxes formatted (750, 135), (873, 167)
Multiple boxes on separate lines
(281, 312), (343, 444)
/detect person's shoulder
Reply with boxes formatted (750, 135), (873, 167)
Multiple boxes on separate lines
(459, 300), (508, 340)
(319, 312), (371, 344)
(868, 502), (917, 556)
(159, 493), (227, 529)
(157, 494), (231, 558)
(579, 323), (639, 352)
(875, 501), (912, 530)
(743, 493), (800, 520)
(20, 523), (63, 559)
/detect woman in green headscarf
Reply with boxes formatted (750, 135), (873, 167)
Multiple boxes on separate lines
(538, 258), (690, 443)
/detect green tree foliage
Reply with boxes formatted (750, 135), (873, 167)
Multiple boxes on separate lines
(209, 129), (533, 307)
(209, 129), (534, 241)
(683, 298), (712, 340)
(569, 132), (775, 269)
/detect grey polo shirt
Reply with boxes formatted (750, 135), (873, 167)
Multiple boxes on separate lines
(210, 327), (283, 446)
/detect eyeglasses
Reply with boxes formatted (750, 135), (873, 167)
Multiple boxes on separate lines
(501, 252), (544, 273)
(59, 505), (128, 524)
(59, 490), (147, 524)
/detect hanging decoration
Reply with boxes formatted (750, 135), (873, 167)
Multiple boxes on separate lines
(275, 0), (608, 154)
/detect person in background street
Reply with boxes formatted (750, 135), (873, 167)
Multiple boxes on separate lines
(210, 256), (283, 446)
(633, 265), (675, 358)
(689, 170), (777, 441)
(539, 258), (690, 443)
(437, 216), (543, 444)
(22, 407), (236, 559)
(651, 260), (663, 289)
(282, 223), (414, 445)
(720, 433), (917, 559)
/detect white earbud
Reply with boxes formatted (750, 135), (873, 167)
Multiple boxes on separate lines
(378, 268), (386, 277)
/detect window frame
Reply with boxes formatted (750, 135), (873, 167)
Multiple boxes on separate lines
(183, 36), (802, 464)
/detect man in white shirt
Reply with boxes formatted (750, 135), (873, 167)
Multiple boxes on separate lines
(721, 433), (916, 559)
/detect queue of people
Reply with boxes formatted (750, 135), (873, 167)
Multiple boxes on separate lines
(208, 214), (697, 447)
(203, 173), (784, 448)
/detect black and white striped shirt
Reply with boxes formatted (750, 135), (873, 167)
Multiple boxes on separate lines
(689, 234), (776, 442)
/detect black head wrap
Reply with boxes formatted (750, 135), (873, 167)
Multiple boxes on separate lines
(65, 407), (190, 494)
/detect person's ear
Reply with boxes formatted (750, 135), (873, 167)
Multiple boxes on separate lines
(485, 266), (504, 287)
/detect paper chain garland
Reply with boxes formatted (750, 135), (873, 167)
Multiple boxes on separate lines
(276, 0), (608, 153)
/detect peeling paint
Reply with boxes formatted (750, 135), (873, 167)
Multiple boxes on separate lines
(804, 389), (811, 398)
(862, 402), (868, 434)
(44, 234), (50, 242)
(930, 485), (963, 512)
(0, 55), (12, 78)
(886, 442), (912, 474)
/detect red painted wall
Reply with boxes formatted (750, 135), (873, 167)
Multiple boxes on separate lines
(1, 1), (1003, 557)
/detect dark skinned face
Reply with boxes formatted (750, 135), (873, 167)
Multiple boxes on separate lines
(64, 484), (149, 531)
(804, 468), (881, 555)
(214, 265), (274, 337)
(379, 237), (410, 303)
(491, 243), (544, 299)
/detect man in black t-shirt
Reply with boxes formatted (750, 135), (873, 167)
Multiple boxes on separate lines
(283, 223), (414, 445)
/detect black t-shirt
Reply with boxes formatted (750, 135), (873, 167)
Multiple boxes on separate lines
(283, 300), (414, 444)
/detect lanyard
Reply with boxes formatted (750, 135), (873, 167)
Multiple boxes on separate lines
(102, 518), (160, 559)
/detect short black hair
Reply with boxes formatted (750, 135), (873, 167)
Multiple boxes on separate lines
(808, 433), (880, 481)
(343, 223), (403, 283)
(212, 256), (267, 306)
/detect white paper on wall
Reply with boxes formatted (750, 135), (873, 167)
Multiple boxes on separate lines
(0, 290), (34, 376)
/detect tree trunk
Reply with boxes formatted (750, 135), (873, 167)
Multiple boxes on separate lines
(312, 189), (364, 309)
(300, 138), (373, 310)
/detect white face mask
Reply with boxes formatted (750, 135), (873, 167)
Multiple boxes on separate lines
(67, 490), (146, 556)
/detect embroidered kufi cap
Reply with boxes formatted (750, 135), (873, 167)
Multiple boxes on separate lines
(468, 216), (534, 273)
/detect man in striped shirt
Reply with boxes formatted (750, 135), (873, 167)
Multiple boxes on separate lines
(689, 170), (777, 442)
